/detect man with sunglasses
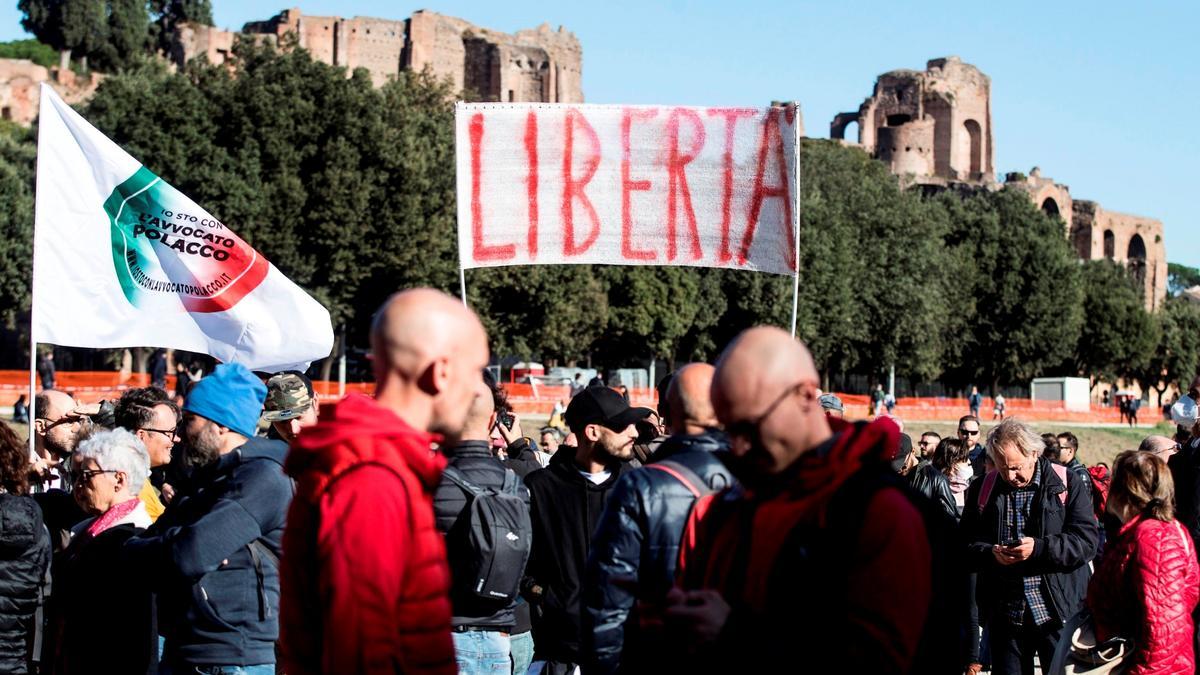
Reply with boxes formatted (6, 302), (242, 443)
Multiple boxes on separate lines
(670, 327), (953, 674)
(115, 386), (180, 520)
(960, 415), (987, 477)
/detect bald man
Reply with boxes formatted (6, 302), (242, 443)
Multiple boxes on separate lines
(669, 327), (949, 674)
(280, 288), (489, 675)
(584, 364), (735, 674)
(32, 389), (88, 489)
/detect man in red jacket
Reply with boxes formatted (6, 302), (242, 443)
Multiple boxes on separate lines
(671, 326), (937, 673)
(279, 288), (490, 675)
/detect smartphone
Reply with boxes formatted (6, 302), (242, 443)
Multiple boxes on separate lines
(498, 410), (515, 431)
(1003, 538), (1023, 548)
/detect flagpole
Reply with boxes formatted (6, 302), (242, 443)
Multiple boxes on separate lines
(459, 266), (468, 307)
(789, 102), (801, 338)
(27, 84), (46, 460)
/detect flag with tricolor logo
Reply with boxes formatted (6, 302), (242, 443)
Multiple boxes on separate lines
(32, 85), (333, 372)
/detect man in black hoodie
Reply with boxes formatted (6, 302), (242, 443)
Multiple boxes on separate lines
(433, 379), (531, 673)
(523, 386), (647, 673)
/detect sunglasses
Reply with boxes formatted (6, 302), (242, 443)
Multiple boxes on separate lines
(959, 429), (980, 436)
(724, 383), (807, 445)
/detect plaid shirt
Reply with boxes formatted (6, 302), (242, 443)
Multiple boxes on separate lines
(999, 461), (1053, 626)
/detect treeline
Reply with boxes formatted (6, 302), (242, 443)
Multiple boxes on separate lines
(16, 0), (213, 71)
(1, 40), (1198, 393)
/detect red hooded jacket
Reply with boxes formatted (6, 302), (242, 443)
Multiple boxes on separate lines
(278, 394), (456, 675)
(1088, 514), (1200, 675)
(679, 417), (931, 674)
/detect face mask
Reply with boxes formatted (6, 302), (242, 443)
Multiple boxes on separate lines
(1172, 396), (1198, 427)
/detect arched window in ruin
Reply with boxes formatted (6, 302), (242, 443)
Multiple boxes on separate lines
(1128, 234), (1147, 289)
(841, 121), (859, 142)
(1103, 230), (1115, 259)
(963, 119), (982, 175)
(1041, 197), (1060, 220)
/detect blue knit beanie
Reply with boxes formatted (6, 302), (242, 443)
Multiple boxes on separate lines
(184, 363), (267, 438)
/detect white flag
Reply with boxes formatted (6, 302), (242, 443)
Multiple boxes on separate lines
(32, 85), (333, 372)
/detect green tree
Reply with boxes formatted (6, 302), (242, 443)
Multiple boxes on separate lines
(1169, 262), (1200, 296)
(1073, 259), (1159, 382)
(19, 0), (149, 71)
(937, 188), (1085, 392)
(0, 38), (62, 68)
(1136, 297), (1200, 400)
(0, 125), (35, 329)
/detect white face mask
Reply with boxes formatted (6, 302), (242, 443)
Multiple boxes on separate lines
(1172, 396), (1198, 427)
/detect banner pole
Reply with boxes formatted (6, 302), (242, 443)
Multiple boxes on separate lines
(790, 102), (801, 338)
(28, 84), (44, 460)
(459, 266), (468, 307)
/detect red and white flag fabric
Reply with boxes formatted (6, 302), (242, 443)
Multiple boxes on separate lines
(32, 85), (333, 372)
(456, 102), (801, 275)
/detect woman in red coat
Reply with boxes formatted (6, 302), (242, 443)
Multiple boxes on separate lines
(1088, 450), (1200, 675)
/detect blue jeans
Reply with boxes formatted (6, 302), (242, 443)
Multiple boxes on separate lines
(453, 630), (511, 674)
(510, 631), (534, 674)
(159, 663), (274, 675)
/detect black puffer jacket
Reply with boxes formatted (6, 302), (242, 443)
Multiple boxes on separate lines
(524, 445), (624, 665)
(0, 494), (50, 674)
(433, 440), (530, 630)
(584, 432), (734, 674)
(907, 460), (959, 521)
(962, 457), (1099, 624)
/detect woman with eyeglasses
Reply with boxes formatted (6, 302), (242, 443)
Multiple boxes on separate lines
(48, 428), (156, 674)
(0, 421), (50, 674)
(1087, 450), (1200, 674)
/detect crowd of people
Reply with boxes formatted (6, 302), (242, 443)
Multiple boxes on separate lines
(3, 287), (1200, 674)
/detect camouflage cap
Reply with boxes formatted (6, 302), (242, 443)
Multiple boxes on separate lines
(262, 372), (315, 422)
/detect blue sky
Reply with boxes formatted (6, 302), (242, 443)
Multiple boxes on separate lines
(4, 1), (1196, 266)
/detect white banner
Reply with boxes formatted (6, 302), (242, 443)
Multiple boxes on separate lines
(32, 85), (334, 372)
(456, 102), (800, 275)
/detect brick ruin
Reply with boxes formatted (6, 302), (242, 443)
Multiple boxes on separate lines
(834, 56), (1167, 310)
(173, 8), (583, 100)
(0, 59), (100, 126)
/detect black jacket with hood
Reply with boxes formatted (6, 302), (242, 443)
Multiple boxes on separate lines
(523, 445), (624, 665)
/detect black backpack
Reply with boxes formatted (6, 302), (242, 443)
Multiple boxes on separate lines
(442, 466), (533, 603)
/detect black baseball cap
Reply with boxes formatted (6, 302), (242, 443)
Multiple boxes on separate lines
(890, 433), (914, 472)
(566, 386), (653, 434)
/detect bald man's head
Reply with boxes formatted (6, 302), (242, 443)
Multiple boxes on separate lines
(371, 288), (490, 439)
(459, 379), (496, 442)
(1139, 435), (1179, 459)
(712, 327), (829, 487)
(666, 363), (717, 435)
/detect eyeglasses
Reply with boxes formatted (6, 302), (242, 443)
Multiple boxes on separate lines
(75, 468), (119, 483)
(724, 382), (807, 444)
(959, 429), (980, 436)
(36, 415), (85, 431)
(140, 427), (179, 441)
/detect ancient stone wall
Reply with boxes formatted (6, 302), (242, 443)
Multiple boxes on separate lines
(1071, 201), (1168, 310)
(168, 9), (582, 100)
(0, 59), (100, 126)
(832, 56), (993, 185)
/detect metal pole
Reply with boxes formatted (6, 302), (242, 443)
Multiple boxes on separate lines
(459, 266), (468, 306)
(790, 103), (802, 338)
(888, 363), (896, 397)
(337, 325), (346, 398)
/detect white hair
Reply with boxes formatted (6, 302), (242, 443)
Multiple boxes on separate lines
(985, 418), (1044, 462)
(75, 428), (150, 496)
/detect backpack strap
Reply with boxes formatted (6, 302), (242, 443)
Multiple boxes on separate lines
(442, 465), (487, 498)
(977, 471), (998, 513)
(1051, 463), (1069, 505)
(646, 459), (713, 498)
(246, 539), (278, 621)
(499, 468), (519, 495)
